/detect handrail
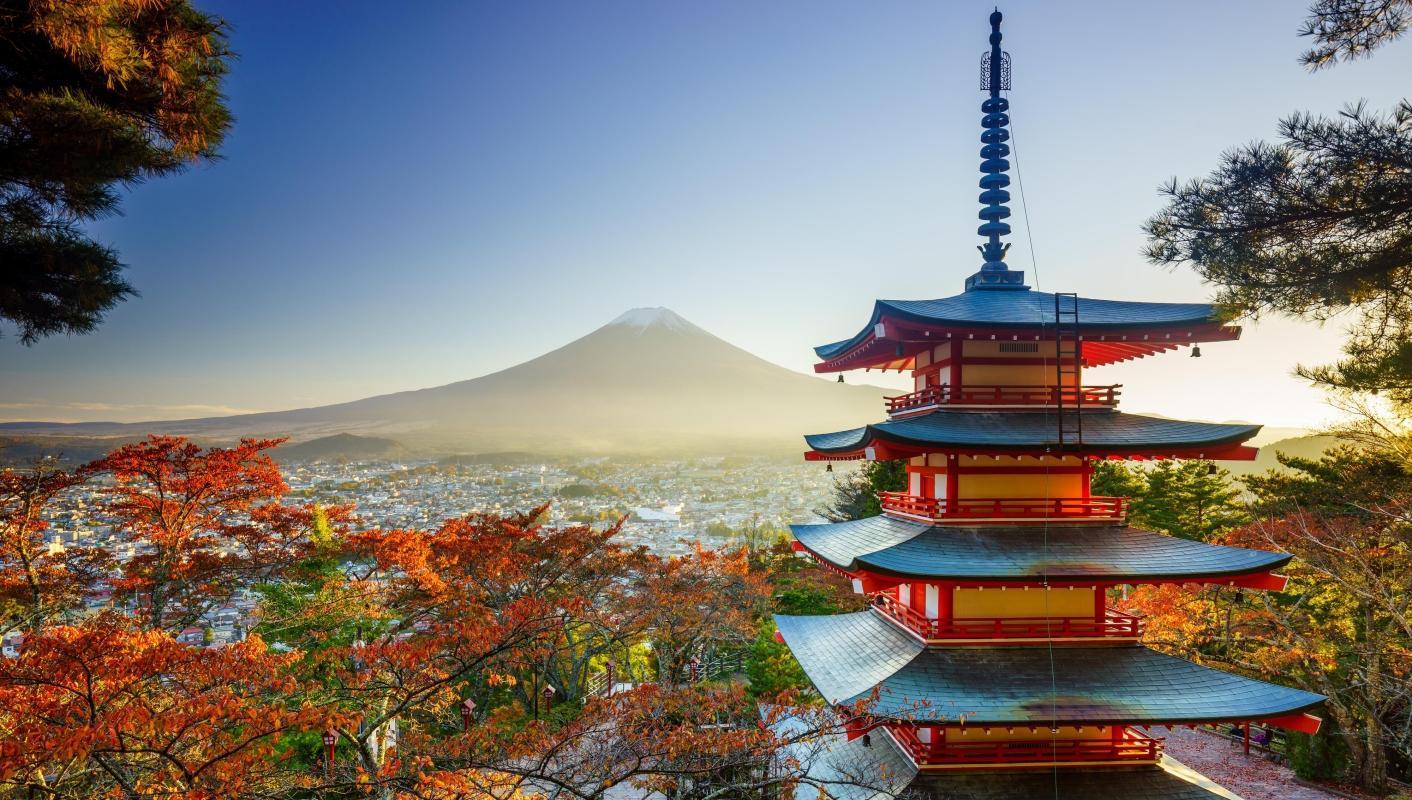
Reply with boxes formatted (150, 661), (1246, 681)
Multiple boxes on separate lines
(890, 724), (1162, 766)
(885, 384), (1121, 414)
(873, 594), (1144, 641)
(879, 492), (1127, 521)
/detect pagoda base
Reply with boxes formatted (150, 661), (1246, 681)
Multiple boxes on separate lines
(780, 715), (1244, 800)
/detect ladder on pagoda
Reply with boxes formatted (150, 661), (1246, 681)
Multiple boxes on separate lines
(1054, 292), (1083, 449)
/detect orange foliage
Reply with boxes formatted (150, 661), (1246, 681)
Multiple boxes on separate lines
(94, 435), (339, 631)
(0, 460), (106, 630)
(0, 614), (326, 799)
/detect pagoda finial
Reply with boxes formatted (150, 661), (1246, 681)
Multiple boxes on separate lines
(966, 8), (1028, 292)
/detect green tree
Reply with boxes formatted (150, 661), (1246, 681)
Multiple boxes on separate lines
(1089, 460), (1145, 500)
(2, 0), (233, 343)
(817, 460), (906, 522)
(1144, 1), (1412, 410)
(1133, 461), (1249, 541)
(1092, 460), (1247, 541)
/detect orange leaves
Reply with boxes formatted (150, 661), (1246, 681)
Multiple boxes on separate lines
(0, 615), (325, 798)
(90, 436), (330, 631)
(0, 461), (102, 629)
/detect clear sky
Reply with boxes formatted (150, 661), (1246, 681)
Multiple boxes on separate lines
(3, 0), (1408, 430)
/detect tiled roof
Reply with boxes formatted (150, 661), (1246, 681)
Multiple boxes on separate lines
(776, 612), (1324, 724)
(816, 292), (1220, 359)
(773, 708), (1241, 800)
(772, 711), (917, 800)
(775, 610), (925, 703)
(791, 516), (1290, 581)
(803, 410), (1259, 454)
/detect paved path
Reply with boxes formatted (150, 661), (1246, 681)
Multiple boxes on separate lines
(1160, 727), (1342, 800)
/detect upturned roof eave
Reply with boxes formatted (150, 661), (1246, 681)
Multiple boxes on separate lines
(813, 294), (1231, 364)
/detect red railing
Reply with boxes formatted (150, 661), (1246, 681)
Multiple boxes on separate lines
(889, 725), (1163, 767)
(885, 384), (1121, 414)
(879, 492), (1126, 521)
(873, 594), (1143, 641)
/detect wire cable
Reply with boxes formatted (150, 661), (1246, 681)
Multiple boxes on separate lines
(1007, 90), (1061, 800)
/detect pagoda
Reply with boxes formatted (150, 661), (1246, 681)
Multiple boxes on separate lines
(776, 11), (1324, 799)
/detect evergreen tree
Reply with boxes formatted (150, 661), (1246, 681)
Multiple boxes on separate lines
(1133, 461), (1249, 542)
(1144, 1), (1412, 410)
(817, 460), (906, 522)
(1092, 459), (1248, 541)
(1089, 459), (1146, 500)
(1, 0), (233, 343)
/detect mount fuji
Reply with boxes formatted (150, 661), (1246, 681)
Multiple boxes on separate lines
(1, 308), (886, 457)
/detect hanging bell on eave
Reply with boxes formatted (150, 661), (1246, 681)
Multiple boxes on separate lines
(838, 373), (845, 383)
(1190, 344), (1202, 358)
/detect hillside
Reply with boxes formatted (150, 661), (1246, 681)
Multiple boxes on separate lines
(274, 434), (409, 463)
(1224, 434), (1342, 477)
(0, 308), (887, 457)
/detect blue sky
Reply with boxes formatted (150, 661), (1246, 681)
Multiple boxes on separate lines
(3, 0), (1408, 429)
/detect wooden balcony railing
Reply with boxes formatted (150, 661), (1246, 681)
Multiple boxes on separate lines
(889, 725), (1163, 767)
(879, 492), (1126, 521)
(886, 384), (1121, 414)
(873, 594), (1143, 641)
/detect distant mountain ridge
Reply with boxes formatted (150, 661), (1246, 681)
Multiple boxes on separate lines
(0, 308), (886, 456)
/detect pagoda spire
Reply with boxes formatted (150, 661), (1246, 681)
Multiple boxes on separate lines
(965, 8), (1028, 291)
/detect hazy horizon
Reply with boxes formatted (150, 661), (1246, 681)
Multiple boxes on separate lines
(3, 0), (1404, 430)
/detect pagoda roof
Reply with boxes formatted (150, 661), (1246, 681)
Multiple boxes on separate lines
(775, 611), (1324, 724)
(814, 291), (1238, 372)
(803, 409), (1259, 460)
(774, 713), (916, 800)
(782, 710), (1241, 800)
(791, 516), (1290, 582)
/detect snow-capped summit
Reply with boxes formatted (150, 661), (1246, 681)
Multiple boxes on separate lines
(607, 307), (697, 332)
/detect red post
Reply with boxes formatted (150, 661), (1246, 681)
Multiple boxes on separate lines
(1244, 722), (1251, 756)
(322, 729), (337, 780)
(604, 659), (615, 697)
(461, 698), (476, 732)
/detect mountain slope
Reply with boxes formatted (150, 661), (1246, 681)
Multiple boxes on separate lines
(1, 308), (886, 455)
(275, 434), (409, 463)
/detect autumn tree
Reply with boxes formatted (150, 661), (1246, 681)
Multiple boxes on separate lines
(0, 458), (105, 632)
(634, 546), (769, 689)
(1145, 0), (1412, 409)
(0, 614), (327, 800)
(93, 435), (330, 632)
(1237, 448), (1412, 790)
(1, 0), (234, 343)
(1129, 448), (1412, 791)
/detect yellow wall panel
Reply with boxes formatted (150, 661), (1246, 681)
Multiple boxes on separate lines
(944, 725), (1111, 742)
(958, 473), (1084, 499)
(952, 587), (1095, 618)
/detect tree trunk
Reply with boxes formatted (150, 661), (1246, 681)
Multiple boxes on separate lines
(1358, 639), (1389, 791)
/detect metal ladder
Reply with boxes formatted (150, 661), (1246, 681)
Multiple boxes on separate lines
(1054, 293), (1083, 449)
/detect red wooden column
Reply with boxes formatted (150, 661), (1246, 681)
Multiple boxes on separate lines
(945, 454), (960, 515)
(1244, 722), (1251, 756)
(937, 582), (954, 629)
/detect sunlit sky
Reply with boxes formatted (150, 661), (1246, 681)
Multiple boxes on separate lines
(3, 0), (1408, 430)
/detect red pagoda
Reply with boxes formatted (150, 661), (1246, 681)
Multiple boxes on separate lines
(776, 11), (1324, 799)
